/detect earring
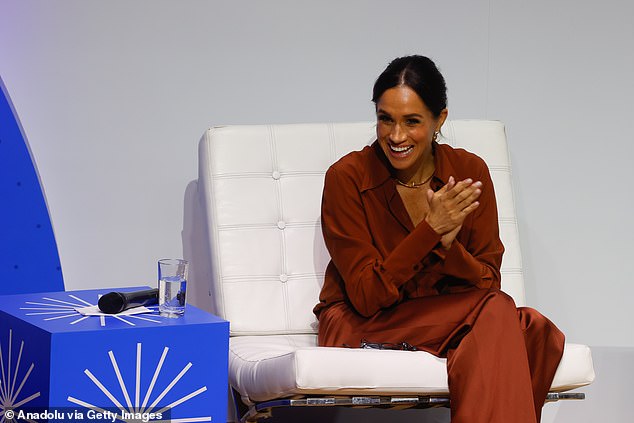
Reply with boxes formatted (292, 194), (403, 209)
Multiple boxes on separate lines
(432, 131), (440, 142)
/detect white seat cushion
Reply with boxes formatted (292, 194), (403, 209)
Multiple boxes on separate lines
(229, 335), (595, 404)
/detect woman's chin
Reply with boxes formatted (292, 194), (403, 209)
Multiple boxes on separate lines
(387, 155), (418, 172)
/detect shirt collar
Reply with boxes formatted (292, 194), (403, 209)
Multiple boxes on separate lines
(361, 141), (458, 192)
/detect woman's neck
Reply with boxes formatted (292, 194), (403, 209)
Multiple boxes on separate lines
(394, 153), (435, 187)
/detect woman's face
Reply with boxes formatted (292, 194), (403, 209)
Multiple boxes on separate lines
(376, 85), (447, 179)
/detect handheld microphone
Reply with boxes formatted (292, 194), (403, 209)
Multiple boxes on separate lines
(98, 288), (159, 314)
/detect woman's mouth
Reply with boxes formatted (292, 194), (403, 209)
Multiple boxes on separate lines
(388, 144), (413, 157)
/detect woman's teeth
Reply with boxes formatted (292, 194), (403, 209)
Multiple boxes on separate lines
(390, 144), (413, 153)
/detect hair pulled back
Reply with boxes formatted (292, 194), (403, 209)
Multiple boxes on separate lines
(372, 55), (447, 117)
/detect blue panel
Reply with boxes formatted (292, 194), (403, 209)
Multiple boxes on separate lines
(0, 313), (52, 408)
(0, 288), (229, 422)
(0, 76), (64, 293)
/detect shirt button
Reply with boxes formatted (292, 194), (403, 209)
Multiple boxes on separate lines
(272, 171), (281, 180)
(279, 274), (289, 283)
(277, 221), (286, 230)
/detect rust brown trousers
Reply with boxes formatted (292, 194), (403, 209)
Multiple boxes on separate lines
(318, 288), (565, 423)
(314, 143), (565, 422)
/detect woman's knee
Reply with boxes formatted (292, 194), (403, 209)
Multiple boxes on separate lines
(517, 306), (563, 339)
(484, 289), (518, 316)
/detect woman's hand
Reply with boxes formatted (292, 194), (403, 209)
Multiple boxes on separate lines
(440, 225), (462, 250)
(425, 176), (482, 246)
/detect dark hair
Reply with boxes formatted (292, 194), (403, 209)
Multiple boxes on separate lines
(372, 55), (447, 117)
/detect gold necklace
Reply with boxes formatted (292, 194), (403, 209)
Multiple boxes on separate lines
(394, 172), (434, 188)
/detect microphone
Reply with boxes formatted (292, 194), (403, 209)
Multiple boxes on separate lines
(98, 288), (159, 314)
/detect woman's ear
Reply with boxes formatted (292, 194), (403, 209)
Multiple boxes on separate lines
(437, 108), (449, 131)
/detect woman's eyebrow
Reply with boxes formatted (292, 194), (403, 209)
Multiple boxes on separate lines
(376, 109), (423, 119)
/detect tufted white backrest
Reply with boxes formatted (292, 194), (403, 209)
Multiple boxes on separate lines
(197, 120), (525, 336)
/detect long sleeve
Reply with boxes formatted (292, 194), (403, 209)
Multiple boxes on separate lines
(321, 166), (442, 317)
(314, 143), (505, 320)
(429, 158), (503, 291)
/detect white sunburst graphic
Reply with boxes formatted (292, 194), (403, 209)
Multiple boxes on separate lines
(0, 329), (41, 421)
(68, 343), (210, 423)
(19, 293), (164, 327)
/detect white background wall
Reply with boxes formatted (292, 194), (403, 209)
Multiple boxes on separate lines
(1, 1), (633, 419)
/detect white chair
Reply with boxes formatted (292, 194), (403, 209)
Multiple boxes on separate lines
(183, 120), (595, 422)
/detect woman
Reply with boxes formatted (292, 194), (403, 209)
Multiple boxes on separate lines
(313, 55), (565, 423)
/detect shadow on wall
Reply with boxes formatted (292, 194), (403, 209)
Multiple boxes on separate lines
(0, 76), (64, 294)
(182, 179), (215, 314)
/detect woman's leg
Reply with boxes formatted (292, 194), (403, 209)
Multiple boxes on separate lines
(317, 289), (491, 352)
(517, 307), (565, 421)
(317, 289), (564, 423)
(446, 290), (536, 423)
(445, 291), (565, 423)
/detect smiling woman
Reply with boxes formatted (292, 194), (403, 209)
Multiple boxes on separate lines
(375, 86), (444, 185)
(313, 55), (565, 423)
(373, 56), (448, 190)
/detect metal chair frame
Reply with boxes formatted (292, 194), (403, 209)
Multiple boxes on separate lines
(233, 390), (585, 422)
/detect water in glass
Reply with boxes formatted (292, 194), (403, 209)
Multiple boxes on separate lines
(159, 275), (186, 317)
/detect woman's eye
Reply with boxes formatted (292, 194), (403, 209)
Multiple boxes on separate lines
(378, 115), (393, 123)
(406, 119), (420, 126)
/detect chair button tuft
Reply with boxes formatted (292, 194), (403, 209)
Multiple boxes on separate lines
(277, 221), (286, 230)
(272, 171), (281, 180)
(279, 274), (289, 283)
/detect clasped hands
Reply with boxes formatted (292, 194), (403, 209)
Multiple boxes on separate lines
(424, 176), (482, 250)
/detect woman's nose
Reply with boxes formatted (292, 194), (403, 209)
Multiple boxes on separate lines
(390, 123), (407, 143)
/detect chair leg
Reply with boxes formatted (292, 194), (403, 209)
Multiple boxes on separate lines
(545, 392), (585, 402)
(231, 387), (266, 423)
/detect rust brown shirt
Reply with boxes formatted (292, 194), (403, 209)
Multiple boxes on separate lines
(314, 141), (504, 318)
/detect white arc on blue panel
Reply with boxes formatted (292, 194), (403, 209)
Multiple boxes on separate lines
(68, 343), (210, 423)
(19, 294), (164, 327)
(0, 329), (41, 420)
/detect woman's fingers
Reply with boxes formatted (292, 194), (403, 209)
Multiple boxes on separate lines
(434, 175), (454, 196)
(442, 178), (482, 210)
(445, 178), (480, 199)
(425, 177), (482, 235)
(446, 176), (456, 190)
(455, 184), (482, 209)
(460, 200), (480, 216)
(443, 178), (472, 198)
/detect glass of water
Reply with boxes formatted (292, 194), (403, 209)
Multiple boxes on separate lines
(158, 258), (188, 317)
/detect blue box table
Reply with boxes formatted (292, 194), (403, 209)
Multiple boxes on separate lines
(0, 287), (229, 422)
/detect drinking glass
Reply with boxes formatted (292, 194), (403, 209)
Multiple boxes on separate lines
(158, 258), (188, 317)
